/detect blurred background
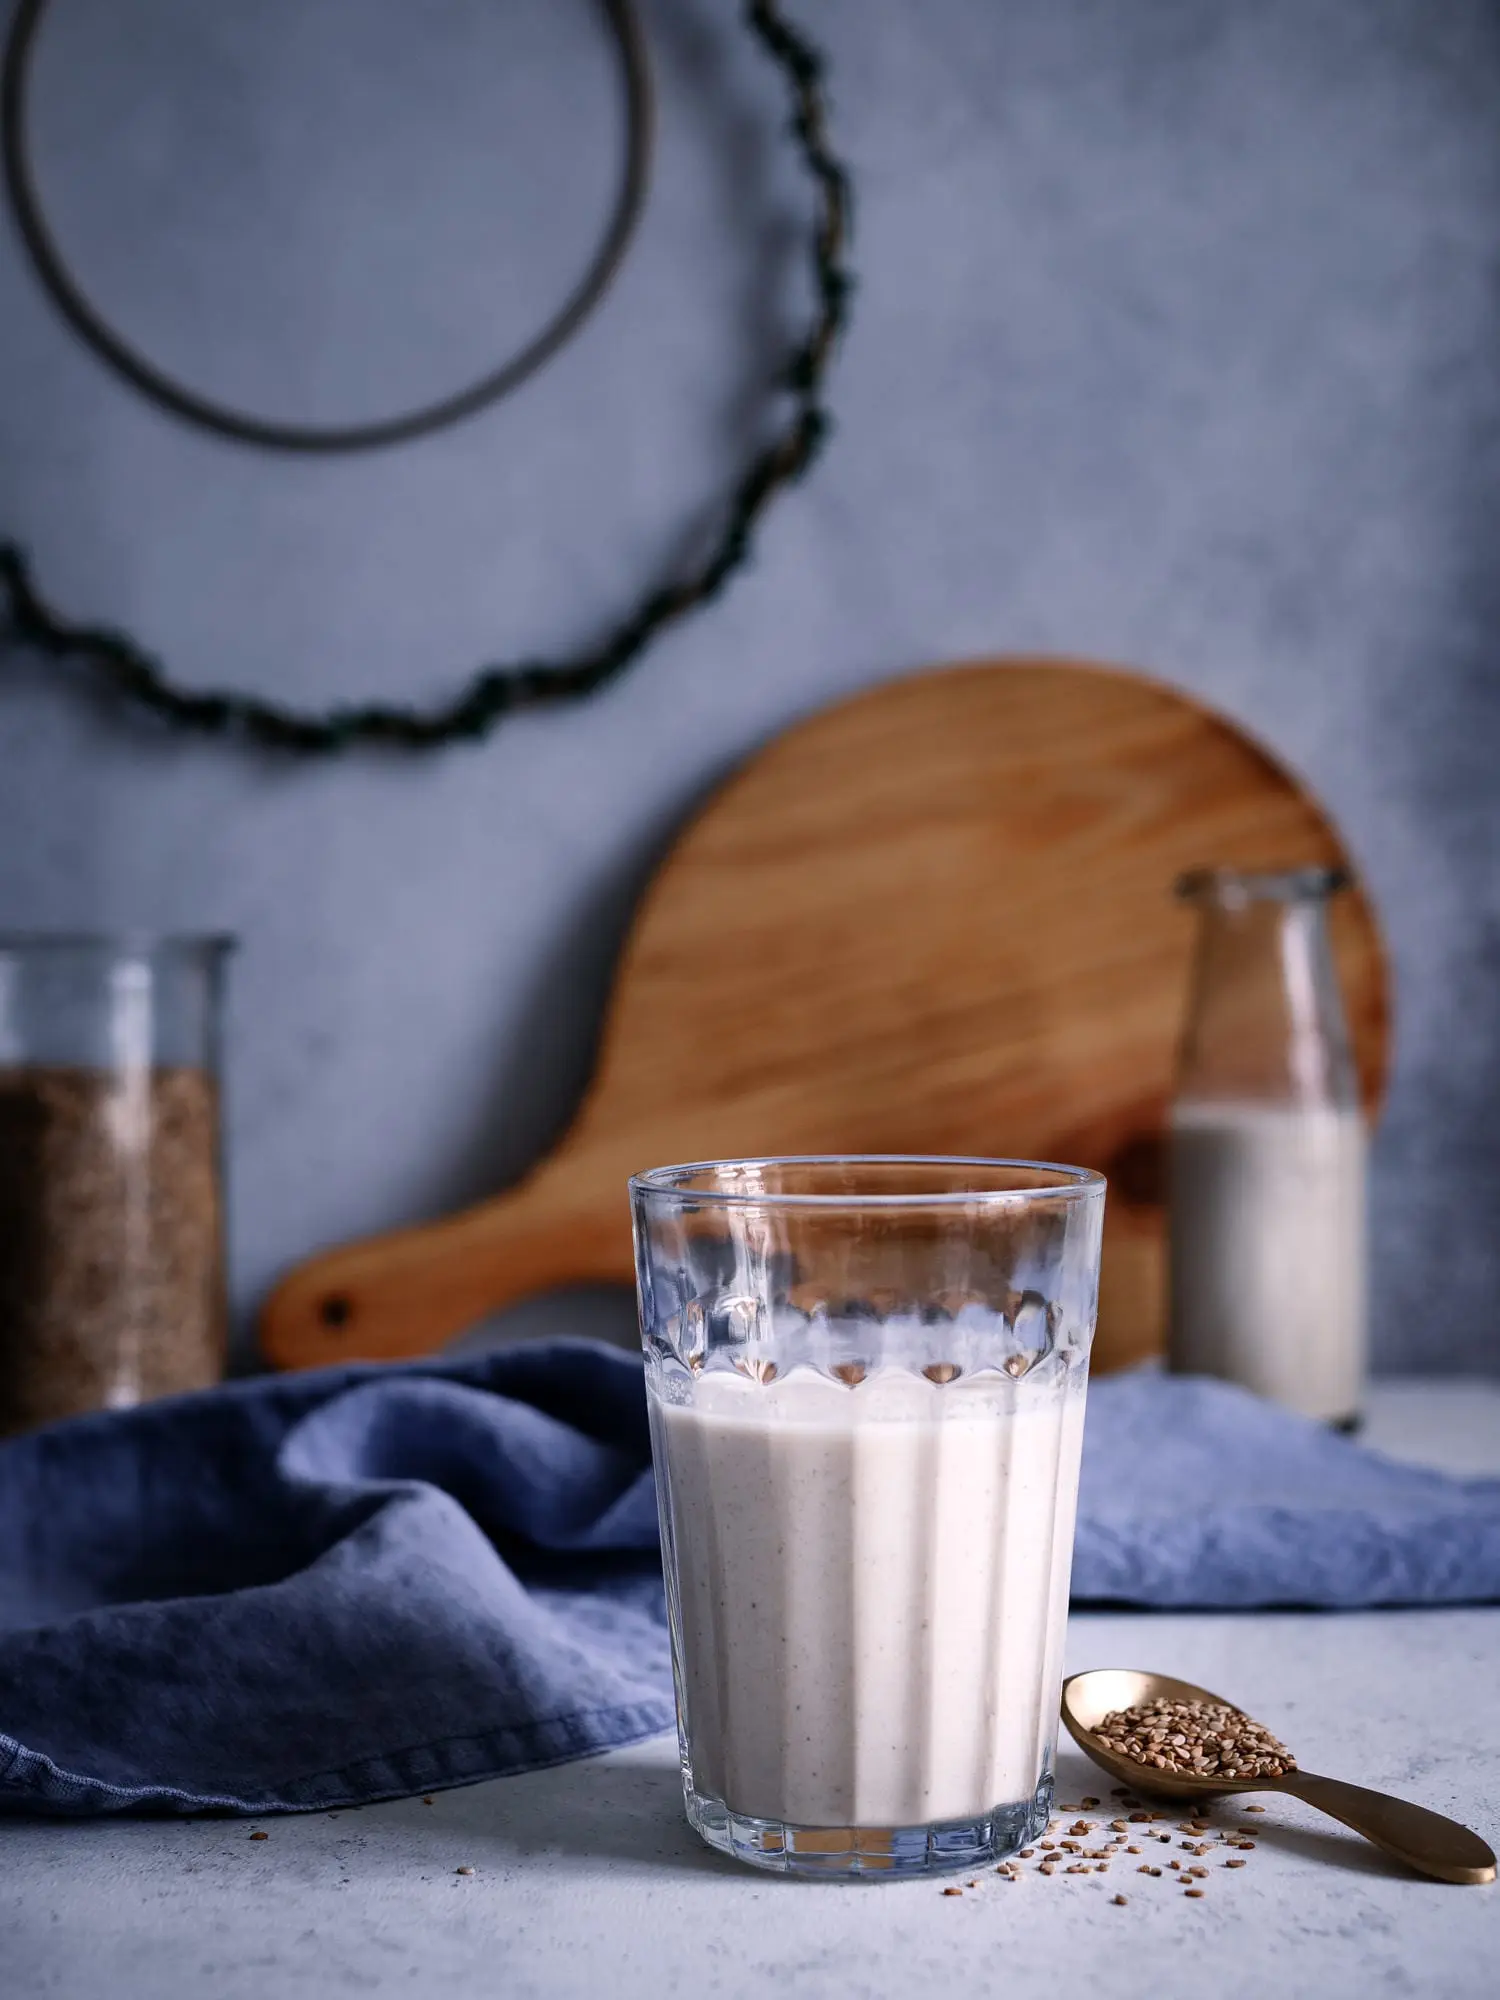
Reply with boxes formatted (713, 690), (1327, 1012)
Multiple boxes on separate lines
(1, 0), (1496, 1375)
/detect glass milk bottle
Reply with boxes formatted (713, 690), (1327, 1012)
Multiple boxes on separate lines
(1168, 869), (1367, 1427)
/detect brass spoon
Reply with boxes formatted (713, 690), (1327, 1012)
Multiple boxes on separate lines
(1061, 1669), (1496, 1886)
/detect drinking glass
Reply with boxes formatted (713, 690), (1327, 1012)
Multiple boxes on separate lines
(631, 1155), (1106, 1878)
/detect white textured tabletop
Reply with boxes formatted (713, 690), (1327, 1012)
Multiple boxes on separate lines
(4, 1380), (1497, 2000)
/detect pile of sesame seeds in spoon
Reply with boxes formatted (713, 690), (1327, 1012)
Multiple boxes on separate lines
(1093, 1693), (1296, 1780)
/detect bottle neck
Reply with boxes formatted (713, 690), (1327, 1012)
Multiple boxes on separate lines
(1176, 896), (1358, 1108)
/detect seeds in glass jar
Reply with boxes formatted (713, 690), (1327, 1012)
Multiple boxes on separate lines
(0, 1065), (225, 1436)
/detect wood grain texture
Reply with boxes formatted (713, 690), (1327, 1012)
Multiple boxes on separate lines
(260, 659), (1388, 1373)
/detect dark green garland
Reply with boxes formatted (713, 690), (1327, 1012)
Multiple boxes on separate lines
(0, 0), (851, 754)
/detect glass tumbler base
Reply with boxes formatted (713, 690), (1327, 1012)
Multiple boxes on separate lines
(686, 1775), (1055, 1879)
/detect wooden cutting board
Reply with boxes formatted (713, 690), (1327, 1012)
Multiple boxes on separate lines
(259, 659), (1389, 1373)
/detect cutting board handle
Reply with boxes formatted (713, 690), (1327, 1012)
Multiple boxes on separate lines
(258, 1170), (629, 1370)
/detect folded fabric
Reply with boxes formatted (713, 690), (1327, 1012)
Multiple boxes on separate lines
(0, 1344), (668, 1819)
(1072, 1370), (1500, 1607)
(1, 1344), (1496, 1817)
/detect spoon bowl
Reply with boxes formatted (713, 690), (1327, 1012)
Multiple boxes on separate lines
(1062, 1668), (1496, 1886)
(1062, 1667), (1258, 1801)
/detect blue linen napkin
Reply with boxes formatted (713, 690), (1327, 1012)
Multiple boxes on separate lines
(1, 1343), (1496, 1817)
(1072, 1370), (1500, 1607)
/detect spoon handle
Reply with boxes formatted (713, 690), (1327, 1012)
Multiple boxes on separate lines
(1275, 1771), (1496, 1885)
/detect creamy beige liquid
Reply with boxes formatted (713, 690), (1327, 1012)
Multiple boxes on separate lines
(651, 1365), (1087, 1829)
(1169, 1100), (1367, 1422)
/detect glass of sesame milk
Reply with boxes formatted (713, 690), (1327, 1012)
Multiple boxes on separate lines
(631, 1156), (1106, 1878)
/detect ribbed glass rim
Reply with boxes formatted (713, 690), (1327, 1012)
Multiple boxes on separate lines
(629, 1154), (1106, 1209)
(0, 932), (237, 955)
(1175, 866), (1350, 905)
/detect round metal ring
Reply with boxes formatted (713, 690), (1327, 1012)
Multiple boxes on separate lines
(0, 0), (653, 453)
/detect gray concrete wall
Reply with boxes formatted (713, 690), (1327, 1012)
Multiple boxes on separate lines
(1, 0), (1497, 1373)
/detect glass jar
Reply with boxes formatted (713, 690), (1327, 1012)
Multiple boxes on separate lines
(1168, 870), (1366, 1425)
(0, 935), (233, 1436)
